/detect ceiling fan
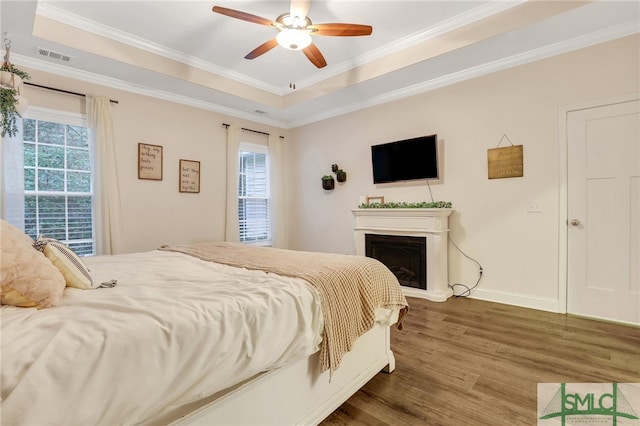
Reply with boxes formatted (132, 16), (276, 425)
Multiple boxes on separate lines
(212, 0), (373, 69)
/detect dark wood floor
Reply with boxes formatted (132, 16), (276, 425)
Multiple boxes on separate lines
(321, 296), (640, 426)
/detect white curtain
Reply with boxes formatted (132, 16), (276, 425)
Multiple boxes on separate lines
(87, 95), (122, 255)
(224, 125), (240, 242)
(269, 134), (288, 248)
(0, 121), (25, 229)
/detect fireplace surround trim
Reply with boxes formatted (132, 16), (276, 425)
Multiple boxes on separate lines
(352, 208), (453, 302)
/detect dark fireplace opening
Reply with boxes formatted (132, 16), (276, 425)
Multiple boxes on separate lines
(365, 234), (426, 290)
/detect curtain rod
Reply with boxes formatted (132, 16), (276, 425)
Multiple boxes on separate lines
(222, 123), (284, 139)
(24, 82), (119, 104)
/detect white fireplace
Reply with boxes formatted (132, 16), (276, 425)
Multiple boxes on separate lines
(352, 208), (453, 302)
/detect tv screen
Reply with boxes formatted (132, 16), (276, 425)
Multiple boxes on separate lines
(371, 134), (438, 183)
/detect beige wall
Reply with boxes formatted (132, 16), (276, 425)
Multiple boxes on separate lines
(20, 69), (288, 253)
(284, 35), (640, 311)
(12, 34), (639, 311)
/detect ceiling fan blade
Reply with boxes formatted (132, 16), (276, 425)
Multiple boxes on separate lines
(303, 43), (327, 68)
(310, 23), (373, 37)
(290, 0), (311, 19)
(245, 38), (279, 60)
(212, 6), (274, 26)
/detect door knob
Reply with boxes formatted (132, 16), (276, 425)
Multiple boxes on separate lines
(570, 219), (580, 226)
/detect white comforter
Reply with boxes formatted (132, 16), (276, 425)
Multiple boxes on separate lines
(1, 250), (324, 426)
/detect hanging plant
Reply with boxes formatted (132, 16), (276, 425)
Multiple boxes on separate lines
(1, 38), (30, 138)
(0, 88), (20, 137)
(329, 163), (347, 183)
(0, 63), (30, 86)
(321, 175), (335, 190)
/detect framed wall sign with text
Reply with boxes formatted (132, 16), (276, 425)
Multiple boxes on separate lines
(138, 143), (163, 180)
(179, 159), (200, 193)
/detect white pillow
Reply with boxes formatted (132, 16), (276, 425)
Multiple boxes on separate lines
(0, 220), (66, 308)
(36, 236), (94, 290)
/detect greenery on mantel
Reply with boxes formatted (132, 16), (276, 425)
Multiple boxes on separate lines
(358, 201), (452, 209)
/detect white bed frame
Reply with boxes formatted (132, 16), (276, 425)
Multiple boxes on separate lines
(166, 310), (399, 426)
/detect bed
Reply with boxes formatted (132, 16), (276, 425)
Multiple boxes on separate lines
(0, 221), (408, 425)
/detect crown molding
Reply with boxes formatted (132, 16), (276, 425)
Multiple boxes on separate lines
(288, 22), (640, 127)
(11, 21), (638, 130)
(12, 53), (288, 128)
(35, 2), (287, 96)
(35, 1), (524, 95)
(293, 0), (526, 90)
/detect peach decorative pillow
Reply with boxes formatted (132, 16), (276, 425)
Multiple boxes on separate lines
(0, 220), (66, 308)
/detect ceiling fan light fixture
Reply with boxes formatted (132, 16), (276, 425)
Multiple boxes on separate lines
(277, 13), (312, 29)
(276, 29), (312, 50)
(212, 4), (372, 68)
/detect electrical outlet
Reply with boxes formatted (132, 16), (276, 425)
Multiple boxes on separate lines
(527, 201), (542, 213)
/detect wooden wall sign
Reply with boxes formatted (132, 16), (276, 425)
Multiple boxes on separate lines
(488, 145), (524, 179)
(138, 143), (163, 180)
(179, 159), (200, 193)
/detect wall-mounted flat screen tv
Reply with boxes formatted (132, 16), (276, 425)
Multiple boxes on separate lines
(371, 134), (438, 184)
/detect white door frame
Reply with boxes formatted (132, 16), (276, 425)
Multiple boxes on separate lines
(557, 93), (640, 314)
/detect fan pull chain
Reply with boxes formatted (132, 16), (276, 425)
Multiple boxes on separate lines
(289, 50), (297, 90)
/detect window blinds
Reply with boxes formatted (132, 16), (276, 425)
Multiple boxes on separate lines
(238, 144), (271, 244)
(23, 117), (94, 255)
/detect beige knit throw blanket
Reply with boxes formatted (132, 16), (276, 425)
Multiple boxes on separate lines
(159, 242), (408, 373)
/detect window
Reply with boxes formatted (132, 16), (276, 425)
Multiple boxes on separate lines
(238, 143), (271, 245)
(23, 111), (94, 255)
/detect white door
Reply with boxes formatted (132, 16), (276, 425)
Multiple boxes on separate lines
(567, 99), (639, 324)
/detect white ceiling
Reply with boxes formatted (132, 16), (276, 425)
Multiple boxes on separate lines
(2, 1), (639, 128)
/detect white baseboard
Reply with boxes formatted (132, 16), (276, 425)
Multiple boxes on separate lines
(468, 288), (560, 313)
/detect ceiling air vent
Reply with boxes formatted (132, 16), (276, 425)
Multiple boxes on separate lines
(36, 47), (73, 63)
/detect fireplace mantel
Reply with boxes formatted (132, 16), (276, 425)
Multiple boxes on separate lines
(352, 208), (453, 302)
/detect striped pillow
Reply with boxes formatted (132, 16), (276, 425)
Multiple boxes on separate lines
(36, 237), (94, 290)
